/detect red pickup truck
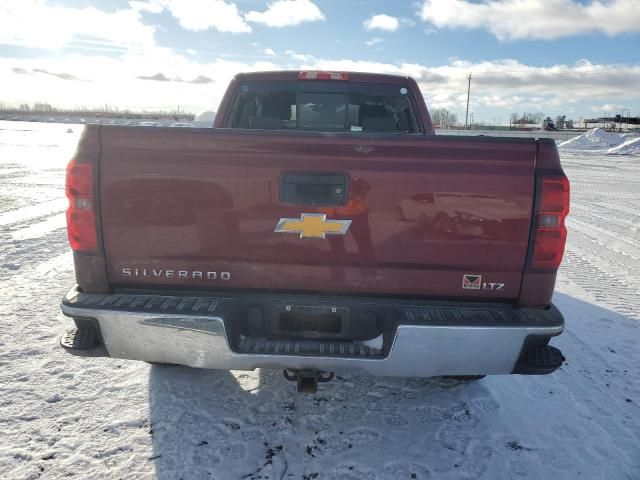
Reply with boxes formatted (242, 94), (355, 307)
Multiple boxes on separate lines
(60, 71), (569, 392)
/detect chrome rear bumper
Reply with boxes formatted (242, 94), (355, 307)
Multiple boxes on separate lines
(60, 287), (564, 377)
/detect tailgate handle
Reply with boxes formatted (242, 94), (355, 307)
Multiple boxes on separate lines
(280, 172), (349, 206)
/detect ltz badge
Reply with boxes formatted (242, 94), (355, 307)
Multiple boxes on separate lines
(462, 274), (505, 290)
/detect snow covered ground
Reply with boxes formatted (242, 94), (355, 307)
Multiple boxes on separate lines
(0, 122), (638, 480)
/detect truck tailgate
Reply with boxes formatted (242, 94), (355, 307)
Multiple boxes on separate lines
(98, 127), (537, 300)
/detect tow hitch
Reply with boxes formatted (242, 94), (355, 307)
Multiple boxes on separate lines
(283, 369), (334, 393)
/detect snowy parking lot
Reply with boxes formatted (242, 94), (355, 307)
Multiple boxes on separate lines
(0, 122), (638, 479)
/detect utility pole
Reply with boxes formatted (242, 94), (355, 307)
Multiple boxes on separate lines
(465, 73), (472, 129)
(625, 108), (630, 131)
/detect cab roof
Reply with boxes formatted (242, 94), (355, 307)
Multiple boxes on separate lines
(234, 70), (411, 85)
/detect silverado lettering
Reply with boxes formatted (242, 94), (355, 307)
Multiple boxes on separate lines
(121, 267), (231, 280)
(60, 70), (570, 393)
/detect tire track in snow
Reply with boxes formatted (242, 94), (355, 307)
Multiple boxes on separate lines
(566, 228), (640, 289)
(11, 213), (66, 241)
(0, 198), (66, 227)
(562, 248), (639, 319)
(568, 224), (640, 267)
(570, 204), (640, 239)
(574, 202), (640, 227)
(0, 227), (69, 280)
(567, 217), (640, 259)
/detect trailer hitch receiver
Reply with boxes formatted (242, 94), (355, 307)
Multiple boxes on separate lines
(283, 369), (334, 393)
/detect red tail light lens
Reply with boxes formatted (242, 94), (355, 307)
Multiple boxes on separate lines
(65, 159), (97, 252)
(299, 71), (349, 81)
(532, 176), (570, 269)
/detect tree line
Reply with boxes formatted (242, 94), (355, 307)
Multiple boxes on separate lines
(430, 108), (458, 127)
(0, 102), (194, 120)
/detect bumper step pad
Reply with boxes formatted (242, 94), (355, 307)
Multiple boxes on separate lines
(513, 345), (565, 374)
(60, 327), (96, 349)
(64, 292), (224, 316)
(59, 326), (109, 358)
(237, 336), (382, 357)
(399, 304), (562, 327)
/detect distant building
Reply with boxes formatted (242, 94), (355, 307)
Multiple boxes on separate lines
(543, 117), (557, 131)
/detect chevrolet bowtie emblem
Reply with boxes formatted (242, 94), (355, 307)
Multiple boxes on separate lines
(274, 213), (352, 239)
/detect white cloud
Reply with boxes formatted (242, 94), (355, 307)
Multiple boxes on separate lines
(363, 14), (400, 32)
(2, 46), (639, 119)
(284, 50), (315, 62)
(291, 56), (640, 113)
(1, 49), (277, 112)
(157, 0), (251, 33)
(365, 38), (384, 47)
(245, 0), (324, 28)
(399, 17), (416, 27)
(420, 0), (640, 40)
(129, 1), (164, 14)
(0, 0), (156, 50)
(590, 104), (626, 113)
(264, 48), (276, 56)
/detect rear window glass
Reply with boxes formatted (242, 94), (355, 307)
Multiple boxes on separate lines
(225, 81), (420, 133)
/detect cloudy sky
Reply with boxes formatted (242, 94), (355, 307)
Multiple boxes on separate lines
(1, 0), (639, 123)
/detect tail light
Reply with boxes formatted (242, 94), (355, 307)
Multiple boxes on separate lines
(65, 158), (97, 252)
(299, 71), (349, 81)
(531, 176), (570, 269)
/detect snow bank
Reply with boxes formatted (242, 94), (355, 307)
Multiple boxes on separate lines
(559, 128), (624, 151)
(607, 136), (640, 155)
(194, 111), (216, 126)
(559, 128), (640, 155)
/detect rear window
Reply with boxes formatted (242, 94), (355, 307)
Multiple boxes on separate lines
(225, 81), (420, 133)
